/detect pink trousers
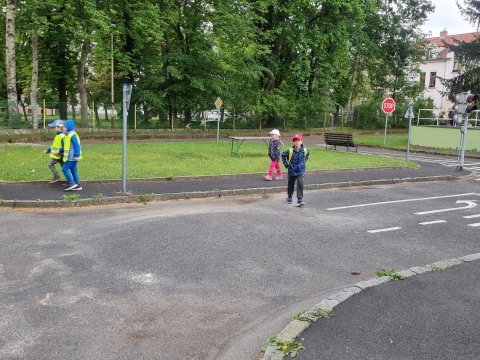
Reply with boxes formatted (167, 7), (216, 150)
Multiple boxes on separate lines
(268, 161), (282, 176)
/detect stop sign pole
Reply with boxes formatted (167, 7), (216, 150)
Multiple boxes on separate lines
(382, 98), (395, 145)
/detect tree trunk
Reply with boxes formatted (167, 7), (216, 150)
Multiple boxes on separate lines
(94, 104), (99, 124)
(58, 78), (68, 120)
(30, 32), (39, 129)
(77, 40), (91, 128)
(6, 0), (18, 127)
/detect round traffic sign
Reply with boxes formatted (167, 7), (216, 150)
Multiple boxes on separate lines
(382, 97), (396, 114)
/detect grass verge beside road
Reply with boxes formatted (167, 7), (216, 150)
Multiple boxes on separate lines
(0, 140), (416, 182)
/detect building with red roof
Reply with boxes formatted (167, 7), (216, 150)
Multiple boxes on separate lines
(419, 29), (480, 115)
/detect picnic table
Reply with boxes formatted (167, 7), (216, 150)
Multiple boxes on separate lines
(228, 136), (270, 155)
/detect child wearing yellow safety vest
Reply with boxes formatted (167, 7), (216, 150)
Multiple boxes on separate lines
(281, 134), (310, 207)
(44, 119), (65, 184)
(62, 120), (83, 191)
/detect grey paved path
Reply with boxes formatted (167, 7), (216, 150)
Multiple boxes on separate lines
(2, 148), (479, 360)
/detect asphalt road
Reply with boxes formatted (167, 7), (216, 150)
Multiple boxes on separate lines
(1, 177), (480, 359)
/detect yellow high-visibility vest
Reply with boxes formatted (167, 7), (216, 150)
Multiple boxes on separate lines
(50, 133), (65, 160)
(63, 132), (82, 161)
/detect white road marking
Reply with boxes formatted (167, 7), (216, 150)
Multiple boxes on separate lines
(419, 220), (447, 225)
(368, 227), (401, 234)
(463, 214), (480, 219)
(415, 200), (477, 215)
(327, 193), (477, 211)
(467, 223), (480, 227)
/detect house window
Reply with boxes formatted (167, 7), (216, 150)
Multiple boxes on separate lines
(429, 72), (436, 88)
(453, 60), (460, 73)
(419, 72), (426, 86)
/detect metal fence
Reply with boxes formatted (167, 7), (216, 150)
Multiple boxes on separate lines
(1, 99), (355, 131)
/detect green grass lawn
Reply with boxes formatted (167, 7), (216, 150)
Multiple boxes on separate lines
(0, 140), (416, 182)
(355, 133), (408, 149)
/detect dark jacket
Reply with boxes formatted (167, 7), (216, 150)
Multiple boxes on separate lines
(281, 145), (310, 176)
(268, 139), (281, 161)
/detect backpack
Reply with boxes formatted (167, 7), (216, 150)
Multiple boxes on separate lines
(288, 147), (307, 162)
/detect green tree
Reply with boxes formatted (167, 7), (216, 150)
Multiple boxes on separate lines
(443, 1), (480, 98)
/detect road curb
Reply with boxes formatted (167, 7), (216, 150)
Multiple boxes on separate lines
(260, 253), (480, 360)
(0, 174), (462, 209)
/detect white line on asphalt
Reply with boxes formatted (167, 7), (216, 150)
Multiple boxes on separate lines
(463, 214), (480, 219)
(467, 223), (480, 227)
(327, 193), (478, 211)
(367, 227), (401, 234)
(419, 220), (447, 225)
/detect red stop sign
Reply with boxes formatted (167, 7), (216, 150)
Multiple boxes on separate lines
(382, 98), (396, 113)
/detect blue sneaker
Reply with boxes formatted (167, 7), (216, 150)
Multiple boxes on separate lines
(286, 198), (292, 204)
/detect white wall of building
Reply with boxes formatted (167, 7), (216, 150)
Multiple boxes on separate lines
(419, 56), (455, 112)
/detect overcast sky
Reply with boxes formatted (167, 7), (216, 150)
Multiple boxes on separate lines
(421, 0), (478, 37)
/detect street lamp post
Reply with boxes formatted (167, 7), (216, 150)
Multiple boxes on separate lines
(111, 23), (116, 128)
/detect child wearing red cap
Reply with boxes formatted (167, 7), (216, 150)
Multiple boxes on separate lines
(264, 129), (283, 181)
(281, 134), (310, 206)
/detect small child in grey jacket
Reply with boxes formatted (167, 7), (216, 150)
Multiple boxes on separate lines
(264, 129), (283, 181)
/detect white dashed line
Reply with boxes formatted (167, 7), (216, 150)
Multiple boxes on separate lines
(463, 214), (480, 219)
(467, 223), (480, 227)
(419, 220), (447, 225)
(368, 227), (401, 234)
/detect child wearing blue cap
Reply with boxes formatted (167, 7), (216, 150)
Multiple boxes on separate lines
(43, 120), (65, 183)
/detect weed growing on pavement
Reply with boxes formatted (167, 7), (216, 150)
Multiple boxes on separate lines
(0, 196), (3, 205)
(375, 267), (405, 280)
(90, 193), (104, 200)
(263, 336), (304, 358)
(62, 194), (80, 202)
(429, 264), (444, 272)
(293, 308), (334, 323)
(137, 193), (156, 204)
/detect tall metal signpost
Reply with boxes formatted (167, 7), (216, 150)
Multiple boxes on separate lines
(215, 97), (222, 143)
(122, 83), (133, 193)
(454, 92), (469, 171)
(404, 103), (414, 160)
(382, 97), (396, 145)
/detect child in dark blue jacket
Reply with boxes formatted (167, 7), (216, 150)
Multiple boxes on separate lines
(281, 134), (310, 206)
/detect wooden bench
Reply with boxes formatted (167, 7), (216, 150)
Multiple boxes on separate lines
(324, 132), (358, 153)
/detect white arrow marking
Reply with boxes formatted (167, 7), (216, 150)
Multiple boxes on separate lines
(327, 193), (477, 211)
(415, 200), (477, 215)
